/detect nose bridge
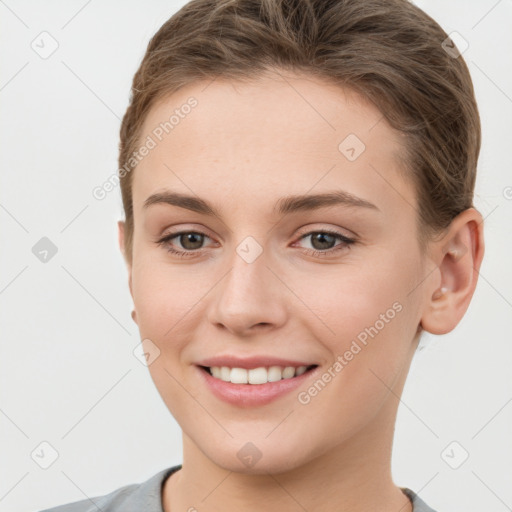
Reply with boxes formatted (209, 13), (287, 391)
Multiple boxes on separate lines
(207, 238), (287, 334)
(226, 241), (268, 299)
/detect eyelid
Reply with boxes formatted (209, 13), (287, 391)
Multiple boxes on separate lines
(295, 223), (357, 240)
(158, 224), (217, 241)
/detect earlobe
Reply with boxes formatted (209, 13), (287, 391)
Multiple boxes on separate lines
(420, 208), (485, 335)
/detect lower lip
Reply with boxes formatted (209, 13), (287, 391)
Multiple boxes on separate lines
(196, 365), (319, 407)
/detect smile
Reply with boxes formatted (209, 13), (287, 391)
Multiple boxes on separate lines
(196, 364), (320, 407)
(201, 365), (317, 384)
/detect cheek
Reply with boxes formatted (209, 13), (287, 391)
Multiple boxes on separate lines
(300, 297), (412, 441)
(287, 257), (409, 341)
(131, 264), (181, 342)
(305, 255), (417, 383)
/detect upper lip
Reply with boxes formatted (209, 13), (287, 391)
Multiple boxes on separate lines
(196, 355), (317, 370)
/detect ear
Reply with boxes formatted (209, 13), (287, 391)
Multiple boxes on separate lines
(420, 207), (485, 335)
(118, 220), (134, 303)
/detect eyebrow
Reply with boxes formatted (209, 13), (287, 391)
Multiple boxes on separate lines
(143, 189), (380, 217)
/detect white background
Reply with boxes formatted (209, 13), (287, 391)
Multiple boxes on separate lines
(1, 1), (511, 511)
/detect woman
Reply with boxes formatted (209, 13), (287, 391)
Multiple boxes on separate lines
(39, 0), (485, 510)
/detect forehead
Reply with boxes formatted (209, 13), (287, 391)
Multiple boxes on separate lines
(132, 72), (414, 219)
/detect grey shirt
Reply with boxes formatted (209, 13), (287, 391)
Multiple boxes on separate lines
(37, 464), (438, 512)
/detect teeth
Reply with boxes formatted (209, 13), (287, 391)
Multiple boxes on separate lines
(209, 365), (310, 384)
(248, 367), (267, 384)
(295, 365), (307, 376)
(230, 367), (248, 384)
(220, 366), (230, 381)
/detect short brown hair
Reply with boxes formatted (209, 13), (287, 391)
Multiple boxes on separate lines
(118, 0), (481, 263)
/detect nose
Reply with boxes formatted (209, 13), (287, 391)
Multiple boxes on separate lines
(206, 247), (288, 337)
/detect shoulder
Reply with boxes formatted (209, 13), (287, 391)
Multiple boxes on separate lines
(36, 465), (182, 512)
(401, 487), (439, 512)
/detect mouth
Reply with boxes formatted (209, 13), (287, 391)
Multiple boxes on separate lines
(196, 363), (320, 407)
(198, 364), (318, 384)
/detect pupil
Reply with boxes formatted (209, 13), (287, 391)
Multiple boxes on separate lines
(181, 233), (203, 250)
(312, 233), (335, 250)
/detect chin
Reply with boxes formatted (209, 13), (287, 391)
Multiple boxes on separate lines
(195, 435), (313, 475)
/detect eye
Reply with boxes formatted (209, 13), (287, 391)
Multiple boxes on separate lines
(294, 229), (356, 257)
(155, 228), (356, 259)
(156, 230), (214, 258)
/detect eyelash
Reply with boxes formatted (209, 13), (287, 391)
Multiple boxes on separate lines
(155, 228), (356, 259)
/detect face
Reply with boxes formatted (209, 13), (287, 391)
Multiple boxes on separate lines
(122, 71), (429, 474)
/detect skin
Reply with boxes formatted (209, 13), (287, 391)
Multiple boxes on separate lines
(118, 70), (485, 512)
